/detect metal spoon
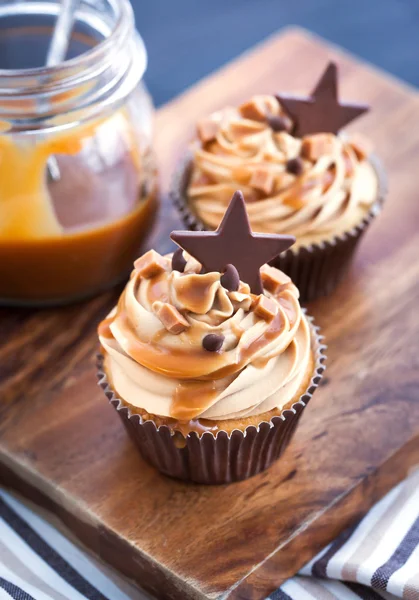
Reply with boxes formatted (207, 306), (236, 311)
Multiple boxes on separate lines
(46, 0), (80, 181)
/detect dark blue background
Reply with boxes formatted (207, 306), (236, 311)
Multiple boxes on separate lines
(132, 0), (419, 107)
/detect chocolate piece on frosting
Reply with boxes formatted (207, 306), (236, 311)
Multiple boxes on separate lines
(134, 250), (168, 279)
(172, 248), (187, 272)
(286, 157), (304, 175)
(202, 333), (224, 352)
(267, 115), (289, 132)
(220, 264), (240, 292)
(152, 301), (190, 334)
(171, 191), (295, 294)
(276, 62), (369, 137)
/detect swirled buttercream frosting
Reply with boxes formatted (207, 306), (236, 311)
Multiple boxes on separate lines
(98, 250), (313, 423)
(187, 95), (378, 248)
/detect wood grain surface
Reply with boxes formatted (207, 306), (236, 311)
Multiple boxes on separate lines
(1, 27), (419, 600)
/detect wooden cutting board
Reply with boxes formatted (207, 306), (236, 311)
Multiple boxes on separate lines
(2, 27), (419, 600)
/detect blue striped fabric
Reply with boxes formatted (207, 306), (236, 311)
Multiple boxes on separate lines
(0, 577), (35, 600)
(2, 468), (419, 599)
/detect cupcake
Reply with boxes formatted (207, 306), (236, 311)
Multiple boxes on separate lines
(97, 191), (325, 484)
(171, 62), (387, 302)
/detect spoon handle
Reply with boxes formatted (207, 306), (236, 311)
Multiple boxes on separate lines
(46, 0), (80, 182)
(47, 0), (80, 66)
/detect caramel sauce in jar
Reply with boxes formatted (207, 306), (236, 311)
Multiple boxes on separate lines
(0, 0), (158, 305)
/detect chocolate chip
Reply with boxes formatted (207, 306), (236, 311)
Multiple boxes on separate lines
(203, 333), (224, 352)
(286, 157), (304, 175)
(220, 264), (240, 292)
(140, 181), (150, 198)
(267, 115), (288, 132)
(172, 248), (187, 272)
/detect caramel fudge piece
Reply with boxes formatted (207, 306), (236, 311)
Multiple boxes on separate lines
(254, 295), (278, 321)
(250, 168), (275, 195)
(134, 250), (168, 279)
(301, 133), (338, 161)
(260, 265), (291, 295)
(152, 301), (190, 334)
(239, 98), (267, 122)
(197, 118), (219, 143)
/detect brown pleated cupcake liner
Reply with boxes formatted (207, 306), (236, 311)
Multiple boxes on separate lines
(96, 316), (326, 484)
(170, 153), (387, 302)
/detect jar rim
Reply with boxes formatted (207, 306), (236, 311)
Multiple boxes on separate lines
(0, 0), (141, 78)
(0, 0), (147, 123)
(0, 0), (137, 79)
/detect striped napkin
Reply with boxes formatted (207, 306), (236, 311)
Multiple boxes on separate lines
(1, 467), (419, 600)
(276, 467), (419, 600)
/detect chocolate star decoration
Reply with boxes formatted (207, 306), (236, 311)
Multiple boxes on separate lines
(171, 191), (295, 294)
(276, 61), (369, 137)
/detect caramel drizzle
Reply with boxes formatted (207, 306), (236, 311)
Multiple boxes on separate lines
(0, 109), (142, 241)
(177, 419), (219, 437)
(97, 317), (113, 339)
(281, 175), (320, 209)
(173, 273), (220, 314)
(99, 267), (299, 421)
(171, 380), (219, 421)
(146, 272), (170, 305)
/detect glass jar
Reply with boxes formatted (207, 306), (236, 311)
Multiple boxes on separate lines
(0, 0), (158, 305)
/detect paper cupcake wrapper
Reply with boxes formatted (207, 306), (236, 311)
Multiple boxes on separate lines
(97, 316), (326, 484)
(170, 153), (387, 302)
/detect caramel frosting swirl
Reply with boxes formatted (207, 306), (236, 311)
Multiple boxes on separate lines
(187, 95), (378, 248)
(99, 252), (313, 422)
